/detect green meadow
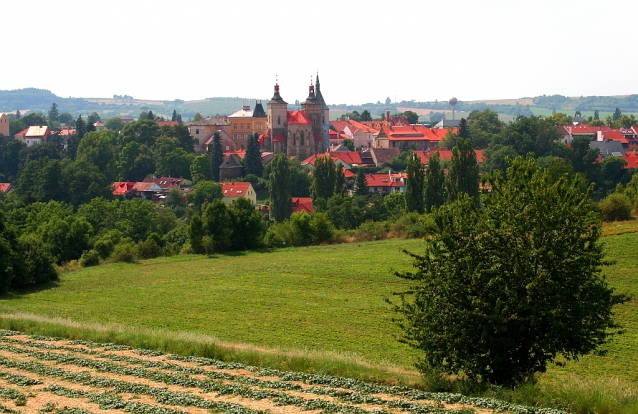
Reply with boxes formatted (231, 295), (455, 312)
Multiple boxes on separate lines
(0, 232), (637, 411)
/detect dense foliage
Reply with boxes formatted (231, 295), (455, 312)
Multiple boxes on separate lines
(393, 157), (627, 386)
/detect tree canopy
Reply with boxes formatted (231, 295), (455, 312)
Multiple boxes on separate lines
(393, 157), (628, 386)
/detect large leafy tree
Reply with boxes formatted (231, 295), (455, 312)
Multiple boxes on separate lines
(448, 138), (479, 204)
(424, 151), (445, 213)
(393, 157), (628, 386)
(405, 151), (424, 214)
(76, 131), (118, 181)
(186, 181), (222, 214)
(498, 115), (561, 158)
(269, 153), (292, 222)
(190, 154), (212, 183)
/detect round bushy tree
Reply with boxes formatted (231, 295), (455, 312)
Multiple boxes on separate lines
(393, 157), (628, 386)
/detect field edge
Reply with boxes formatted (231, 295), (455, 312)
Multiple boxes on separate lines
(0, 312), (423, 387)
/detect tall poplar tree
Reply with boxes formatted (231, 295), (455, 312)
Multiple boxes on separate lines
(243, 133), (263, 177)
(448, 138), (479, 205)
(269, 153), (292, 222)
(208, 132), (223, 182)
(405, 151), (424, 214)
(424, 151), (445, 213)
(310, 156), (336, 201)
(354, 169), (368, 196)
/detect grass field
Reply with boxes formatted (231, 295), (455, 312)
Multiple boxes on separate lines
(0, 239), (424, 377)
(0, 231), (637, 412)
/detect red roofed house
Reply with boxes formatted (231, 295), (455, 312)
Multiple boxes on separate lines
(292, 197), (314, 214)
(112, 182), (136, 198)
(132, 182), (163, 200)
(302, 150), (363, 169)
(157, 121), (179, 127)
(261, 76), (329, 160)
(329, 119), (379, 149)
(559, 125), (635, 148)
(365, 171), (407, 195)
(94, 122), (107, 131)
(0, 183), (12, 194)
(413, 148), (484, 165)
(142, 177), (186, 194)
(623, 150), (638, 169)
(374, 125), (449, 150)
(220, 181), (256, 205)
(17, 125), (51, 147)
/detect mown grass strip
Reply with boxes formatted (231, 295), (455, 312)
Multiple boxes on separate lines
(0, 312), (419, 387)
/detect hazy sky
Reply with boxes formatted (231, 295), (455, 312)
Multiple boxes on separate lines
(2, 0), (637, 105)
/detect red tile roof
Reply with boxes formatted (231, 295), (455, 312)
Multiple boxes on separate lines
(365, 173), (406, 188)
(286, 110), (312, 125)
(292, 197), (314, 214)
(302, 151), (363, 166)
(623, 151), (638, 169)
(112, 181), (136, 196)
(224, 150), (246, 158)
(0, 183), (12, 194)
(348, 119), (379, 134)
(142, 177), (184, 190)
(221, 182), (251, 197)
(414, 148), (484, 164)
(602, 128), (629, 144)
(14, 128), (29, 137)
(273, 132), (286, 142)
(157, 121), (179, 127)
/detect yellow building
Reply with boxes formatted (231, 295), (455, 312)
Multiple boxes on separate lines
(228, 102), (267, 150)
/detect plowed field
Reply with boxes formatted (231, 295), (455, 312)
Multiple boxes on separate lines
(0, 331), (563, 414)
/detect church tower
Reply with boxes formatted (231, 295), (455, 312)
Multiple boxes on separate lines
(267, 81), (288, 154)
(301, 80), (324, 154)
(315, 74), (330, 151)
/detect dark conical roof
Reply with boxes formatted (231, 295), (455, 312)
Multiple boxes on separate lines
(315, 74), (328, 109)
(269, 83), (287, 105)
(303, 83), (320, 105)
(253, 101), (266, 117)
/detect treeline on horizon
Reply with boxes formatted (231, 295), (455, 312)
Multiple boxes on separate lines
(3, 88), (638, 120)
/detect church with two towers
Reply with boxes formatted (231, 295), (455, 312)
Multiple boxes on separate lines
(261, 75), (330, 161)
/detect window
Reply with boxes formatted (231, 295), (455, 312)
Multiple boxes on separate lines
(241, 145), (245, 150)
(257, 123), (262, 130)
(234, 124), (237, 129)
(233, 134), (238, 139)
(278, 116), (281, 125)
(195, 129), (199, 134)
(301, 131), (304, 146)
(241, 124), (244, 129)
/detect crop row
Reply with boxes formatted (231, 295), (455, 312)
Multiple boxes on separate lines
(0, 352), (404, 414)
(0, 332), (566, 414)
(0, 340), (471, 413)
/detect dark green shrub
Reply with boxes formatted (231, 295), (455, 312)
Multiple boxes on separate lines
(79, 249), (100, 267)
(599, 193), (632, 222)
(110, 238), (139, 263)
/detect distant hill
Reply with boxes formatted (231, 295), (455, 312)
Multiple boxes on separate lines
(1, 88), (637, 123)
